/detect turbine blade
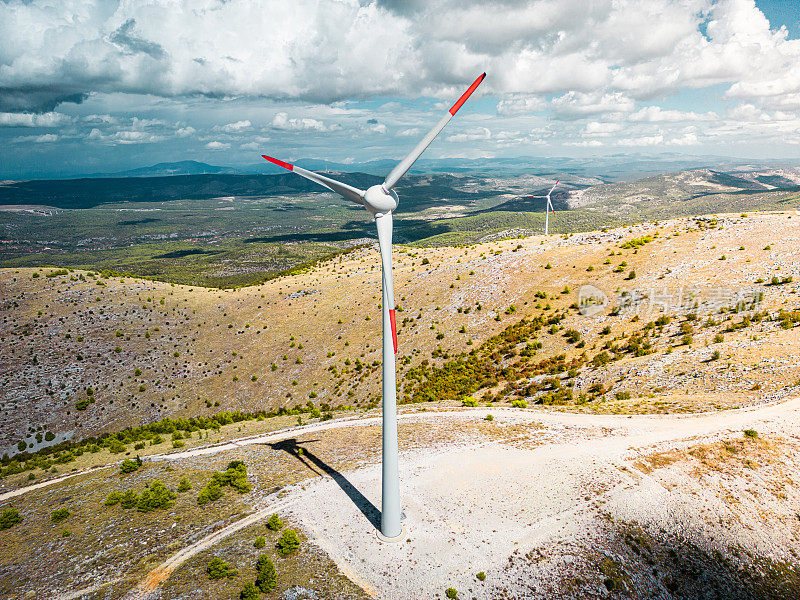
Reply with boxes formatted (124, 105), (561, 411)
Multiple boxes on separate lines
(375, 212), (398, 353)
(548, 180), (559, 195)
(382, 73), (486, 191)
(262, 155), (365, 205)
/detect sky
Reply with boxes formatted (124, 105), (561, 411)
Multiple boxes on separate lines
(1, 0), (800, 179)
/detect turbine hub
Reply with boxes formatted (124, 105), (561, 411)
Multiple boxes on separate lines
(363, 184), (398, 215)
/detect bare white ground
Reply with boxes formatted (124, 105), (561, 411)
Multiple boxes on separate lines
(284, 399), (800, 599)
(106, 397), (800, 600)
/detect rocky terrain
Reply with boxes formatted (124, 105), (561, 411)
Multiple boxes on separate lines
(1, 211), (800, 598)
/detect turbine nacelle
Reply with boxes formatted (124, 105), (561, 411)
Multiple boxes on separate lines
(363, 184), (399, 215)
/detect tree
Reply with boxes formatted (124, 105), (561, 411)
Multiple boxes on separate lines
(177, 477), (191, 492)
(51, 507), (71, 522)
(120, 458), (139, 474)
(0, 507), (22, 530)
(206, 557), (237, 580)
(240, 583), (259, 600)
(276, 529), (301, 555)
(197, 481), (223, 505)
(266, 513), (283, 531)
(255, 555), (277, 592)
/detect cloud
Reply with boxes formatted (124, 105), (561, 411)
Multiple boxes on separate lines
(217, 120), (251, 132)
(0, 112), (71, 127)
(629, 106), (718, 123)
(271, 112), (331, 131)
(445, 126), (491, 143)
(397, 128), (420, 137)
(551, 92), (636, 119)
(175, 126), (196, 137)
(496, 97), (545, 116)
(1, 0), (797, 117)
(582, 121), (623, 136)
(111, 130), (163, 144)
(616, 134), (665, 147)
(205, 140), (230, 150)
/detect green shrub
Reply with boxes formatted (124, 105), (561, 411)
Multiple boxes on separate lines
(484, 414), (493, 421)
(206, 557), (237, 580)
(461, 396), (477, 407)
(445, 588), (458, 599)
(254, 536), (266, 549)
(197, 481), (224, 505)
(240, 582), (259, 600)
(51, 507), (71, 522)
(136, 481), (176, 512)
(255, 554), (277, 592)
(105, 491), (124, 506)
(744, 429), (758, 439)
(510, 399), (527, 408)
(276, 529), (301, 555)
(476, 572), (486, 581)
(0, 507), (23, 530)
(207, 461), (251, 493)
(266, 513), (283, 531)
(120, 458), (140, 474)
(177, 477), (191, 492)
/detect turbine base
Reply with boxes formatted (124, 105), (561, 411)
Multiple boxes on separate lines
(376, 524), (406, 543)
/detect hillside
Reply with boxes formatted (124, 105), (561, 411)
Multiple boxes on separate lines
(4, 210), (800, 451)
(2, 212), (800, 599)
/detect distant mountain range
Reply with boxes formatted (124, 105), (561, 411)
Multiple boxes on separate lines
(59, 155), (800, 183)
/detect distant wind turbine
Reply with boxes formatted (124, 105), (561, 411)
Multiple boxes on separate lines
(260, 72), (486, 540)
(528, 180), (559, 235)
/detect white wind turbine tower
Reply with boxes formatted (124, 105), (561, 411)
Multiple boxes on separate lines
(529, 180), (559, 235)
(261, 72), (486, 540)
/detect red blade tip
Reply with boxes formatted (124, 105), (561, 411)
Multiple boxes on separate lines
(449, 72), (486, 116)
(262, 155), (294, 171)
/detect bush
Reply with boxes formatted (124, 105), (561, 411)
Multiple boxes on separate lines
(276, 529), (301, 555)
(208, 461), (251, 493)
(0, 507), (23, 530)
(105, 491), (124, 506)
(266, 513), (283, 531)
(197, 481), (224, 505)
(446, 588), (458, 599)
(461, 397), (477, 407)
(51, 507), (71, 522)
(510, 399), (527, 408)
(120, 458), (140, 474)
(177, 477), (191, 492)
(256, 554), (277, 592)
(206, 557), (237, 580)
(744, 429), (758, 439)
(476, 572), (486, 581)
(484, 414), (493, 421)
(254, 536), (266, 549)
(136, 481), (176, 512)
(240, 582), (259, 600)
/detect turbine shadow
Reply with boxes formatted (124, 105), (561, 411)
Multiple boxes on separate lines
(267, 438), (381, 530)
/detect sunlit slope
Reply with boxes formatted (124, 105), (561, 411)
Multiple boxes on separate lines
(3, 210), (800, 452)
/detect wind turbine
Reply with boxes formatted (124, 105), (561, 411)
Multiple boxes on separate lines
(528, 180), (558, 235)
(261, 72), (486, 540)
